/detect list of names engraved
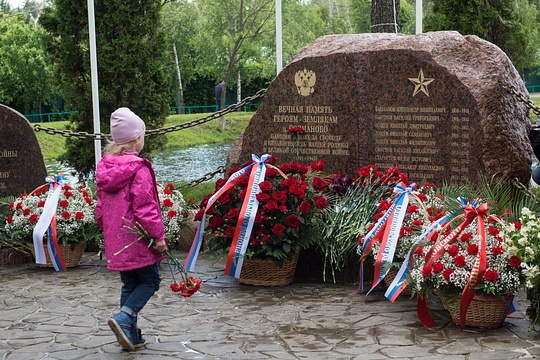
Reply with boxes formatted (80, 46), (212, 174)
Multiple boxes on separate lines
(263, 105), (350, 163)
(372, 106), (471, 182)
(0, 149), (17, 190)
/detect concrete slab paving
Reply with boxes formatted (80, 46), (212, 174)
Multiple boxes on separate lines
(1, 251), (539, 359)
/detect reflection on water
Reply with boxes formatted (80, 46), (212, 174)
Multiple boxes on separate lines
(45, 143), (232, 185)
(151, 143), (231, 183)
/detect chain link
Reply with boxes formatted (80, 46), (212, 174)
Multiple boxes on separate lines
(508, 85), (540, 116)
(177, 166), (225, 191)
(33, 88), (267, 139)
(32, 91), (266, 189)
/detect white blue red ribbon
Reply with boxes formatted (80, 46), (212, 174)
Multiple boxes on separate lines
(32, 174), (67, 271)
(184, 154), (270, 279)
(385, 197), (468, 302)
(224, 154), (269, 277)
(365, 182), (415, 296)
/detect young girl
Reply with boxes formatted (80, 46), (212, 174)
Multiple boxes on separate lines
(96, 107), (167, 351)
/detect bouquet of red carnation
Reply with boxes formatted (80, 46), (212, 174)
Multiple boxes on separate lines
(196, 155), (328, 264)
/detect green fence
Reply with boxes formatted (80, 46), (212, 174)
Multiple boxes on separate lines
(25, 103), (260, 122)
(25, 111), (78, 123)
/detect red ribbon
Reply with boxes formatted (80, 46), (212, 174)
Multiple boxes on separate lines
(417, 201), (489, 329)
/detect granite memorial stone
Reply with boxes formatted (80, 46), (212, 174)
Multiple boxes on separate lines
(0, 104), (47, 197)
(227, 31), (532, 186)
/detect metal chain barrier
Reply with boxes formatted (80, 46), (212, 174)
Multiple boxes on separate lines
(508, 85), (540, 116)
(33, 89), (266, 189)
(177, 166), (226, 191)
(33, 88), (267, 140)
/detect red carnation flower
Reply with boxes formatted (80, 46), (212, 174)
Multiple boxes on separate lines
(488, 227), (500, 236)
(484, 269), (499, 282)
(443, 268), (454, 281)
(433, 261), (444, 274)
(61, 211), (71, 220)
(166, 182), (175, 190)
(460, 233), (473, 242)
(512, 222), (522, 230)
(467, 244), (478, 256)
(16, 202), (23, 210)
(400, 226), (412, 236)
(422, 265), (432, 278)
(406, 205), (419, 214)
(509, 255), (522, 269)
(454, 255), (466, 267)
(64, 191), (73, 198)
(163, 198), (174, 208)
(23, 208), (30, 216)
(412, 219), (423, 227)
(85, 197), (92, 205)
(164, 188), (172, 195)
(75, 211), (85, 220)
(286, 126), (305, 135)
(416, 193), (427, 201)
(167, 210), (177, 219)
(448, 245), (460, 257)
(59, 200), (69, 208)
(491, 246), (503, 255)
(7, 214), (13, 224)
(29, 214), (38, 223)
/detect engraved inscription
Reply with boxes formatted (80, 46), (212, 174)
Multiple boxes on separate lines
(373, 105), (471, 183)
(268, 104), (349, 162)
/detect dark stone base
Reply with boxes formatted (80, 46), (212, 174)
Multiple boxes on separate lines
(294, 246), (373, 285)
(0, 247), (32, 266)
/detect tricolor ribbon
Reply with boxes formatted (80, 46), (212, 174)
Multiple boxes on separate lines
(416, 199), (496, 329)
(385, 197), (468, 303)
(32, 174), (67, 271)
(184, 154), (271, 278)
(358, 182), (416, 294)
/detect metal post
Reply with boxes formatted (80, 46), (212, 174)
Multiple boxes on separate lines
(276, 0), (282, 74)
(415, 0), (422, 34)
(87, 0), (101, 168)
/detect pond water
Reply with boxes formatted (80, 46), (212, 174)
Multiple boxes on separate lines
(45, 142), (232, 185)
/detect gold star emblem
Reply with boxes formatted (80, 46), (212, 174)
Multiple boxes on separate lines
(408, 69), (435, 97)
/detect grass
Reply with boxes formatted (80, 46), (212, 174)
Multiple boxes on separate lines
(33, 112), (253, 203)
(34, 111), (254, 161)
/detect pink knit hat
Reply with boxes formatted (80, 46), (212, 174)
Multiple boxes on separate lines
(110, 107), (146, 145)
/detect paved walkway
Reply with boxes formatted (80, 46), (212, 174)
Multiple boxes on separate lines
(1, 251), (539, 360)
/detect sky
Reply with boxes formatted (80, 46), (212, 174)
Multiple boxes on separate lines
(8, 0), (26, 9)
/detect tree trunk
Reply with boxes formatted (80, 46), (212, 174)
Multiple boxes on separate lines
(172, 42), (185, 114)
(371, 0), (400, 33)
(237, 71), (242, 112)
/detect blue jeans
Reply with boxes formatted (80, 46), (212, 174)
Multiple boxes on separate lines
(119, 263), (161, 315)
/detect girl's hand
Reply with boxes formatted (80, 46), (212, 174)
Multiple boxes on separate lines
(154, 239), (167, 253)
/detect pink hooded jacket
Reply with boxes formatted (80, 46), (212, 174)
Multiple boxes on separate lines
(96, 151), (166, 271)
